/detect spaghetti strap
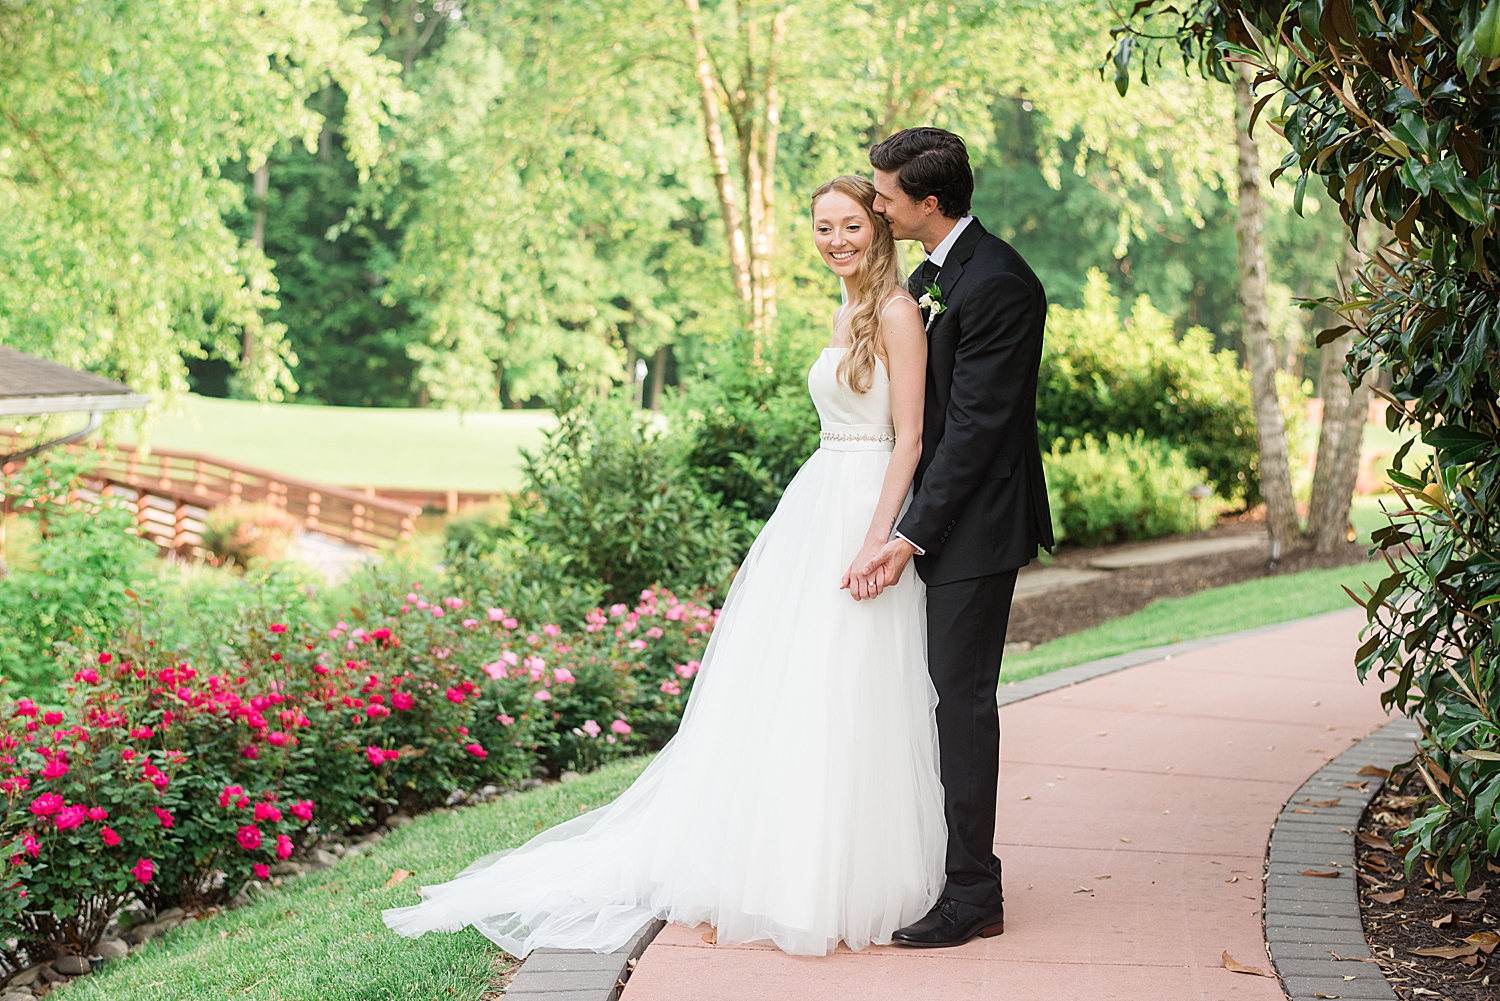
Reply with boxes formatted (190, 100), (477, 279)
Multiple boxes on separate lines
(881, 292), (918, 316)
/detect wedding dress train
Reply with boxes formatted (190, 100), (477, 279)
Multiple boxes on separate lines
(384, 347), (945, 957)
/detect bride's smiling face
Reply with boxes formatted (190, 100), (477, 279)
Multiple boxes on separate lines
(813, 191), (876, 279)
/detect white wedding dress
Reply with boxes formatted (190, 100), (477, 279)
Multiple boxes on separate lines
(384, 345), (946, 957)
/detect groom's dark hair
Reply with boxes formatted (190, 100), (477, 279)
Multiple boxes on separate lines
(868, 128), (972, 219)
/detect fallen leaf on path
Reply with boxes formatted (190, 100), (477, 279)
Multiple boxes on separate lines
(384, 869), (413, 888)
(1303, 870), (1341, 878)
(1119, 837), (1130, 843)
(1292, 808), (1318, 814)
(702, 927), (717, 945)
(1342, 975), (1357, 982)
(1431, 911), (1454, 928)
(1304, 797), (1342, 808)
(1221, 951), (1272, 977)
(1344, 780), (1370, 790)
(1358, 764), (1391, 778)
(1465, 930), (1500, 954)
(1314, 993), (1340, 998)
(1409, 943), (1480, 959)
(1369, 889), (1405, 904)
(1074, 886), (1093, 893)
(1095, 874), (1111, 879)
(1019, 795), (1031, 801)
(1225, 876), (1239, 883)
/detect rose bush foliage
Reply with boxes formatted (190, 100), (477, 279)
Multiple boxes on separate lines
(0, 583), (715, 963)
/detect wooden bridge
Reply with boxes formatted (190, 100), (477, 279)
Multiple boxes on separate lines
(1, 434), (420, 558)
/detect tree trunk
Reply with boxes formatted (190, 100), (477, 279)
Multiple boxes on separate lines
(1305, 235), (1374, 552)
(245, 162), (271, 371)
(1233, 67), (1300, 558)
(647, 345), (670, 411)
(684, 0), (752, 315)
(682, 0), (784, 371)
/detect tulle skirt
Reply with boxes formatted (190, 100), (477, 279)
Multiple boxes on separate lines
(383, 445), (946, 957)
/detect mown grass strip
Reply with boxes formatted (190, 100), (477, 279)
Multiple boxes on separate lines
(70, 757), (652, 1001)
(1003, 561), (1384, 684)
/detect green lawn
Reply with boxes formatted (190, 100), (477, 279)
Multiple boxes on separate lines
(70, 757), (652, 1001)
(1002, 560), (1385, 683)
(118, 395), (554, 493)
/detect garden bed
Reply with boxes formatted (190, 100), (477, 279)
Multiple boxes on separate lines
(1356, 773), (1498, 1000)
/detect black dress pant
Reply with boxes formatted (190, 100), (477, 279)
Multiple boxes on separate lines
(926, 569), (1017, 910)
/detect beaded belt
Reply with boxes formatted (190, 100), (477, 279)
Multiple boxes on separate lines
(818, 422), (897, 452)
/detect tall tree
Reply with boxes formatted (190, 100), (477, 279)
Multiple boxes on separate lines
(1232, 65), (1299, 554)
(0, 0), (407, 412)
(1305, 231), (1374, 551)
(682, 0), (789, 370)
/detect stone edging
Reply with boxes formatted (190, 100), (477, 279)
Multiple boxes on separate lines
(1264, 717), (1418, 1001)
(503, 612), (1353, 998)
(503, 919), (665, 1001)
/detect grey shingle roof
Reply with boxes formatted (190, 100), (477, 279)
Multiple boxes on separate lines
(0, 347), (147, 414)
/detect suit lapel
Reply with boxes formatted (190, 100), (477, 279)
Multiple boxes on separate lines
(930, 219), (986, 332)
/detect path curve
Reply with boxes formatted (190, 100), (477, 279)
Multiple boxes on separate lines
(621, 608), (1391, 1001)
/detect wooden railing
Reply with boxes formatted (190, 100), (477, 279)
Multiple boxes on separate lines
(1, 434), (420, 555)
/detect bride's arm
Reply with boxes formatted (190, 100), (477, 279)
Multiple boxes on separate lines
(842, 296), (926, 600)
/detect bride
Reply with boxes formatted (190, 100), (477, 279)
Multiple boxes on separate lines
(384, 174), (943, 958)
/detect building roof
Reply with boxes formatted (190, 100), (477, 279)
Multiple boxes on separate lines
(0, 346), (149, 415)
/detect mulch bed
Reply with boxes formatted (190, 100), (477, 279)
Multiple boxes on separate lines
(1356, 772), (1499, 1000)
(1006, 515), (1374, 647)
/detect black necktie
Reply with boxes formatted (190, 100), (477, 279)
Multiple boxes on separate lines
(909, 258), (939, 297)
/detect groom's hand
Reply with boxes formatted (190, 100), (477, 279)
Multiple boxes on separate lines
(857, 538), (917, 598)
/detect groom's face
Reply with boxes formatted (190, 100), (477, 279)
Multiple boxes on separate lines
(872, 169), (932, 242)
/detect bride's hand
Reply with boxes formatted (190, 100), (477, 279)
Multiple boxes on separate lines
(841, 543), (888, 600)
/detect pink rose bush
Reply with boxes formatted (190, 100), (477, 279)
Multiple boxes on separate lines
(0, 581), (717, 960)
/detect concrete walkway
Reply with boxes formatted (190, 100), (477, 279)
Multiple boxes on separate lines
(622, 608), (1391, 1001)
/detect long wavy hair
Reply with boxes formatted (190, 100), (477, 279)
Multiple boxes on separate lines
(810, 175), (902, 394)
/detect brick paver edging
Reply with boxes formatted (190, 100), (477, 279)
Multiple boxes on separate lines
(502, 609), (1359, 1000)
(1264, 716), (1418, 1001)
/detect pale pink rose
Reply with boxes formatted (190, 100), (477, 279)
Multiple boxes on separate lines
(533, 690), (553, 702)
(552, 668), (575, 685)
(611, 719), (631, 735)
(582, 720), (601, 738)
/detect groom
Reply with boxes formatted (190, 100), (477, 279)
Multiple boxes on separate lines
(860, 127), (1053, 947)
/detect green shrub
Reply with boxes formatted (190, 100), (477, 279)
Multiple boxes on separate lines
(510, 380), (739, 606)
(1040, 271), (1282, 505)
(201, 502), (301, 568)
(677, 379), (820, 547)
(1043, 432), (1219, 546)
(0, 453), (157, 693)
(442, 500), (510, 560)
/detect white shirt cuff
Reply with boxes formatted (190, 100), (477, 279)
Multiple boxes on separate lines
(894, 532), (926, 556)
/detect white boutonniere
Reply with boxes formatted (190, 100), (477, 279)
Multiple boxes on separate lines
(918, 282), (946, 329)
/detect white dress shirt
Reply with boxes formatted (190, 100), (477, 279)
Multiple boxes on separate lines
(894, 215), (974, 558)
(924, 214), (973, 267)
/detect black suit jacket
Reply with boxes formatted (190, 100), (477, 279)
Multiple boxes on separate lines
(897, 218), (1054, 586)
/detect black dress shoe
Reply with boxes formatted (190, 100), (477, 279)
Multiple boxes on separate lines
(890, 896), (1005, 948)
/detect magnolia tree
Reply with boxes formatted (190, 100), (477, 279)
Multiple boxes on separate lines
(1118, 0), (1500, 888)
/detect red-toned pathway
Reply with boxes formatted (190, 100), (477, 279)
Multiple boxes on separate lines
(622, 609), (1390, 1000)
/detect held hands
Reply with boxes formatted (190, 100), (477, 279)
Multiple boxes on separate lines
(840, 537), (918, 601)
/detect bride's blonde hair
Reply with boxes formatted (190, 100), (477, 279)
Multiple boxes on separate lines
(811, 175), (902, 394)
